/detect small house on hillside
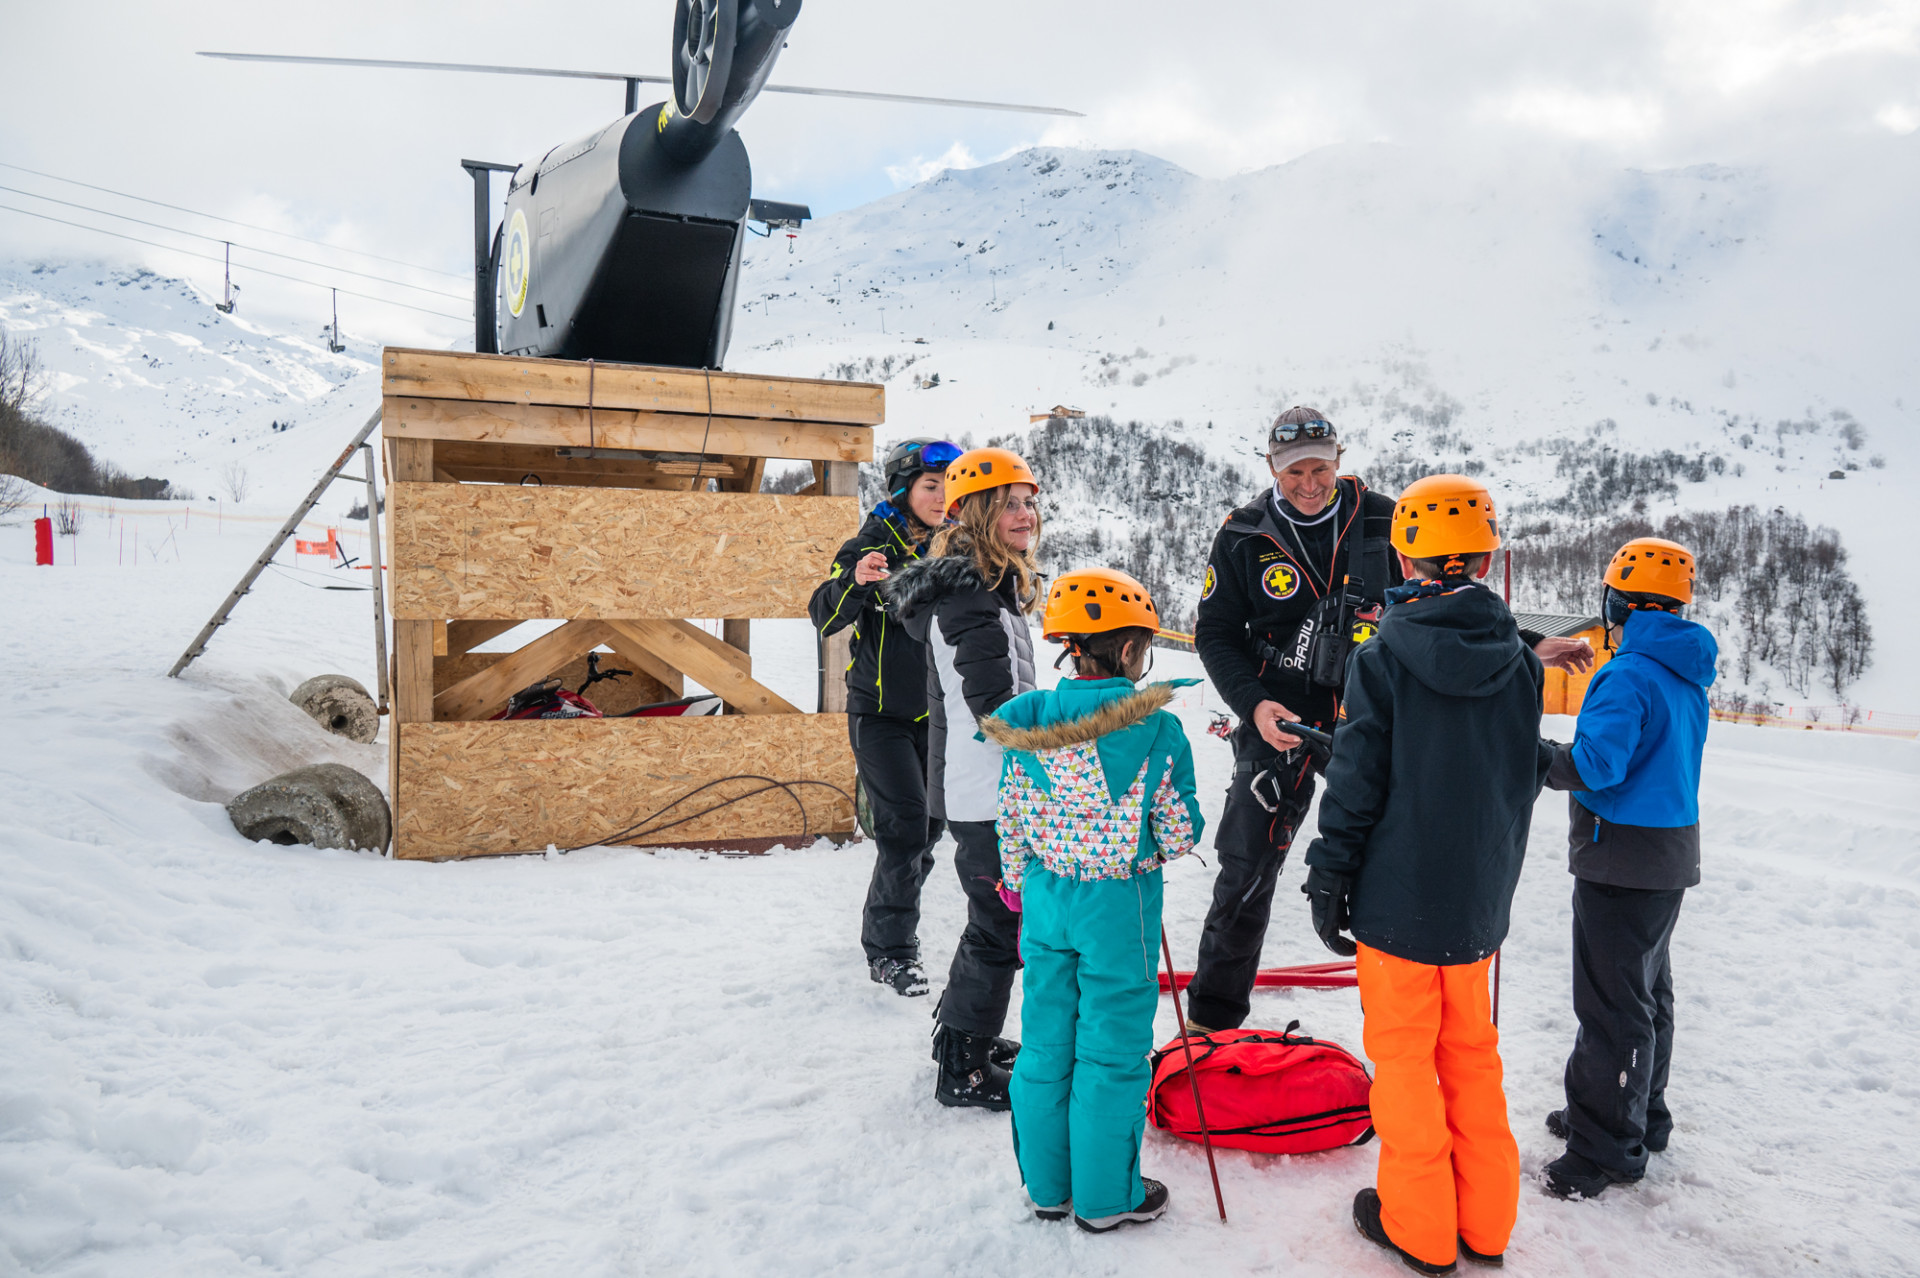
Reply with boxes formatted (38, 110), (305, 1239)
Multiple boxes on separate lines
(1029, 404), (1086, 423)
(1513, 612), (1612, 715)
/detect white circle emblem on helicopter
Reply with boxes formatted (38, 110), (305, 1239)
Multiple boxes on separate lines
(504, 209), (531, 318)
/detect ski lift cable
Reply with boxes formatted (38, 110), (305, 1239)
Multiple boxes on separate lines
(0, 159), (469, 282)
(0, 203), (472, 323)
(0, 184), (469, 301)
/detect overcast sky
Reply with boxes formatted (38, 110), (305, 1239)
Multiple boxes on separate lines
(2, 0), (1916, 343)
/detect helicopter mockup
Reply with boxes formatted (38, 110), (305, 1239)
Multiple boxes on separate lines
(202, 0), (1077, 369)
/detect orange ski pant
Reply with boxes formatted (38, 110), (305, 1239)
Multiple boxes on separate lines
(1356, 943), (1519, 1269)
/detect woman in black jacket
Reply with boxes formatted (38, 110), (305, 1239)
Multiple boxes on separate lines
(808, 438), (961, 998)
(884, 447), (1042, 1110)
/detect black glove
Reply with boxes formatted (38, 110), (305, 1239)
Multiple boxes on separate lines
(1301, 863), (1358, 957)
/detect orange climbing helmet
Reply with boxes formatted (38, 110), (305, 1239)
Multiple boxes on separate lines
(1391, 473), (1502, 561)
(944, 447), (1038, 515)
(1043, 567), (1160, 640)
(1603, 537), (1696, 606)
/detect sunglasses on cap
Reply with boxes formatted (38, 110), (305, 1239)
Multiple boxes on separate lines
(1269, 419), (1335, 449)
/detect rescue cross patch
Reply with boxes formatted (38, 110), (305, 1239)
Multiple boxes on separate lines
(1351, 619), (1377, 644)
(1261, 562), (1300, 600)
(1201, 564), (1217, 600)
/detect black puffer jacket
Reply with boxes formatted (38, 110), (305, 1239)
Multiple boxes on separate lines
(1304, 582), (1550, 966)
(1193, 476), (1397, 731)
(807, 504), (932, 719)
(883, 552), (1038, 823)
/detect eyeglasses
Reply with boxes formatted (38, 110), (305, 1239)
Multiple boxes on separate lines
(1269, 419), (1335, 448)
(1002, 498), (1042, 515)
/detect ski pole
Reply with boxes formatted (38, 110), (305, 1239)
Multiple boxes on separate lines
(1160, 924), (1227, 1224)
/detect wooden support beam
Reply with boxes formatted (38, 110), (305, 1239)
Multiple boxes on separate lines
(382, 396), (874, 465)
(722, 456), (768, 495)
(599, 628), (684, 696)
(605, 620), (798, 715)
(393, 620), (437, 723)
(721, 619), (750, 715)
(382, 349), (885, 425)
(391, 437), (436, 482)
(445, 620), (522, 657)
(434, 650), (673, 714)
(389, 484), (857, 621)
(432, 621), (448, 656)
(818, 460), (860, 715)
(433, 620), (609, 722)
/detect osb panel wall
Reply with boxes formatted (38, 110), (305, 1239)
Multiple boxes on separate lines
(390, 485), (857, 620)
(434, 652), (674, 716)
(393, 716), (856, 859)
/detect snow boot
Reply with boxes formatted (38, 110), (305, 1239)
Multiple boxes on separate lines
(1544, 1108), (1569, 1141)
(1025, 1192), (1070, 1222)
(1543, 1150), (1638, 1200)
(1074, 1178), (1168, 1233)
(1352, 1188), (1457, 1275)
(989, 1036), (1020, 1070)
(869, 956), (929, 997)
(933, 1023), (1012, 1111)
(1458, 1235), (1504, 1268)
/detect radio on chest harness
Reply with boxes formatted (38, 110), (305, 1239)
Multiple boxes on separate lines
(1248, 477), (1389, 697)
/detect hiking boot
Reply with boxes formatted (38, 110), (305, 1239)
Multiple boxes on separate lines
(1544, 1108), (1569, 1141)
(933, 1024), (1012, 1111)
(1026, 1192), (1070, 1222)
(869, 956), (929, 997)
(1458, 1235), (1504, 1267)
(1548, 1106), (1668, 1154)
(1074, 1179), (1168, 1233)
(1543, 1150), (1638, 1200)
(1353, 1188), (1456, 1274)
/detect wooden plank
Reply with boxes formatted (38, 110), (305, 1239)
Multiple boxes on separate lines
(432, 620), (448, 656)
(606, 620), (798, 715)
(392, 715), (856, 859)
(391, 437), (436, 482)
(723, 456), (768, 495)
(433, 620), (609, 722)
(818, 461), (860, 715)
(434, 650), (674, 714)
(384, 395), (874, 464)
(436, 464), (695, 492)
(389, 484), (857, 621)
(721, 618), (750, 716)
(445, 620), (522, 656)
(393, 620), (437, 724)
(382, 348), (885, 426)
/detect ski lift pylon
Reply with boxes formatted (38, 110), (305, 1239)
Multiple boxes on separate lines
(327, 288), (345, 352)
(215, 241), (237, 314)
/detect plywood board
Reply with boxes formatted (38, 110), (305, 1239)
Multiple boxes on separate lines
(392, 715), (856, 859)
(384, 396), (873, 464)
(382, 349), (884, 426)
(435, 651), (675, 714)
(390, 484), (856, 621)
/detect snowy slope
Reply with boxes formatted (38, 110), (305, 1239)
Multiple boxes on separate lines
(0, 260), (383, 502)
(1, 533), (1917, 1276)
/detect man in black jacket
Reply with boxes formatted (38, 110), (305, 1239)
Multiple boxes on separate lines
(1187, 409), (1594, 1033)
(1301, 473), (1547, 1275)
(1185, 407), (1398, 1033)
(808, 438), (960, 996)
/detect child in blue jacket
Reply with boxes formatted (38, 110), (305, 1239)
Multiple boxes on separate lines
(1542, 537), (1718, 1199)
(979, 568), (1204, 1233)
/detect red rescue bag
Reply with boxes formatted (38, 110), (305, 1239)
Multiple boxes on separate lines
(1149, 1019), (1374, 1154)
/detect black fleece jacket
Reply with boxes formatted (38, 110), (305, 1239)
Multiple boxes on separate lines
(1304, 582), (1549, 966)
(807, 506), (933, 719)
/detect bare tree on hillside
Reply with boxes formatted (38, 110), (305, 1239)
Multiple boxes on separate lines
(0, 330), (45, 421)
(53, 496), (83, 536)
(221, 461), (251, 504)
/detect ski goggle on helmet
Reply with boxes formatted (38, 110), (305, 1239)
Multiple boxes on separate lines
(882, 438), (963, 498)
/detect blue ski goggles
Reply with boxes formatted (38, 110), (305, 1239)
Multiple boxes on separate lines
(898, 439), (963, 473)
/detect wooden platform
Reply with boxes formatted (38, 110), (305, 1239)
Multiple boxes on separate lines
(382, 348), (876, 860)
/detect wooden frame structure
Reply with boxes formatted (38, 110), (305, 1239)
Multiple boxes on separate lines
(382, 348), (876, 860)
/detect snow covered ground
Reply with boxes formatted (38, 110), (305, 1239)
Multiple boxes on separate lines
(3, 515), (1917, 1277)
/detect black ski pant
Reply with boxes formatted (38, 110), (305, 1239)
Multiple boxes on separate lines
(1562, 878), (1685, 1179)
(936, 819), (1022, 1039)
(853, 714), (945, 963)
(1186, 734), (1319, 1032)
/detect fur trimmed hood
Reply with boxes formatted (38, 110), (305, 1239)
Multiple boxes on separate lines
(879, 551), (990, 616)
(981, 682), (1176, 752)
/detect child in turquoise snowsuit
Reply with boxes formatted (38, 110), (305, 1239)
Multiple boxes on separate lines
(980, 568), (1204, 1232)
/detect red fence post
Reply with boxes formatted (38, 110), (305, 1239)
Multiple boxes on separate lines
(34, 517), (53, 566)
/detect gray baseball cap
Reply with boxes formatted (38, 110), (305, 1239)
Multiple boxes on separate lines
(1267, 406), (1339, 470)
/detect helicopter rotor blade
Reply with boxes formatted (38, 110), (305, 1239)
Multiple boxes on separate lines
(196, 52), (1083, 117)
